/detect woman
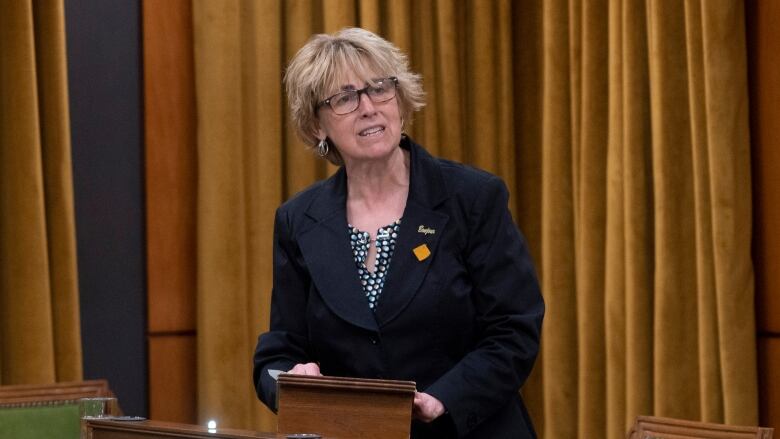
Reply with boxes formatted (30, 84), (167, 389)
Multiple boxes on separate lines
(253, 28), (544, 439)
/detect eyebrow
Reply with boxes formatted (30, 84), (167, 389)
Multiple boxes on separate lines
(338, 78), (384, 92)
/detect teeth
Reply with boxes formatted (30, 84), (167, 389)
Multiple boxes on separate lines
(360, 126), (384, 136)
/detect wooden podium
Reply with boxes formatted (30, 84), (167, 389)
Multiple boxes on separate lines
(277, 374), (416, 439)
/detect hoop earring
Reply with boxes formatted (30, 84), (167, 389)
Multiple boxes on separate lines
(317, 139), (329, 157)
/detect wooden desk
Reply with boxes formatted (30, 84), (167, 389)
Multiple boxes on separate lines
(84, 419), (287, 439)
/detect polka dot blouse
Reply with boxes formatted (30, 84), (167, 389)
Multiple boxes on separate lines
(347, 219), (401, 310)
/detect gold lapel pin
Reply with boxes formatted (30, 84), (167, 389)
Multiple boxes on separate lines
(413, 244), (431, 261)
(417, 225), (435, 235)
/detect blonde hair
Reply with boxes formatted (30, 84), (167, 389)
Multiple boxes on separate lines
(284, 28), (425, 165)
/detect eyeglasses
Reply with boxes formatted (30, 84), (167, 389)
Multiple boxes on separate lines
(317, 77), (398, 115)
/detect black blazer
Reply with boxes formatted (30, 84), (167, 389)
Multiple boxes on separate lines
(253, 137), (544, 438)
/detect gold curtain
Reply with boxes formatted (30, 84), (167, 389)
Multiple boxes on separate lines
(0, 0), (82, 384)
(191, 1), (756, 437)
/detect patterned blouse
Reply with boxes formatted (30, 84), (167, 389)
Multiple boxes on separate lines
(347, 219), (401, 310)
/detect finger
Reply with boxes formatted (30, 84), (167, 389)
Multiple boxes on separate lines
(287, 363), (319, 375)
(302, 363), (321, 375)
(287, 364), (306, 375)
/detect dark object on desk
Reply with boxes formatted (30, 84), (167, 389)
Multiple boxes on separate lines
(112, 415), (147, 421)
(627, 415), (774, 438)
(277, 374), (415, 439)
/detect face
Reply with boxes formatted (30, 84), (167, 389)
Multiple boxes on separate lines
(315, 72), (403, 165)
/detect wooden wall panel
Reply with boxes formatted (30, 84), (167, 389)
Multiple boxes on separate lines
(758, 337), (780, 432)
(143, 0), (197, 333)
(747, 0), (780, 432)
(747, 0), (780, 334)
(148, 336), (197, 423)
(143, 0), (197, 423)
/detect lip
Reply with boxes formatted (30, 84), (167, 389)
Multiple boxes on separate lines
(358, 125), (386, 137)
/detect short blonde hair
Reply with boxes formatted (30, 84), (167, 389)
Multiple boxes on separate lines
(284, 28), (425, 165)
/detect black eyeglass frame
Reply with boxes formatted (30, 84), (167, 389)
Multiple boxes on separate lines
(316, 77), (399, 115)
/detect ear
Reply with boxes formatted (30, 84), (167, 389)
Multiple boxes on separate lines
(312, 117), (327, 141)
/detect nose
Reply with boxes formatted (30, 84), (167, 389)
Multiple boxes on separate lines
(357, 92), (377, 116)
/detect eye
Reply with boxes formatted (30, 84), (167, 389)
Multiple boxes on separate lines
(334, 92), (356, 106)
(368, 85), (384, 95)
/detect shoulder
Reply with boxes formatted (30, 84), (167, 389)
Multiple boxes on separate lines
(273, 174), (340, 235)
(407, 137), (506, 206)
(436, 157), (504, 196)
(276, 179), (328, 216)
(437, 160), (509, 234)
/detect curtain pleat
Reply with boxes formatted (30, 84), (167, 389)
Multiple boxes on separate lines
(605, 2), (627, 439)
(685, 0), (724, 424)
(193, 0), (285, 431)
(34, 0), (82, 383)
(541, 1), (579, 437)
(433, 0), (464, 162)
(191, 1), (757, 436)
(0, 0), (81, 384)
(576, 1), (609, 437)
(621, 0), (655, 432)
(512, 1), (545, 433)
(647, 0), (701, 422)
(193, 1), (249, 428)
(699, 0), (756, 425)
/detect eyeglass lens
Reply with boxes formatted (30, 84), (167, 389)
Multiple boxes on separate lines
(328, 78), (396, 115)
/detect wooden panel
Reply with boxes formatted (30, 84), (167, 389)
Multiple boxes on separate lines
(86, 419), (281, 439)
(747, 0), (780, 333)
(758, 337), (780, 432)
(0, 379), (113, 407)
(277, 374), (415, 439)
(148, 336), (196, 423)
(747, 0), (780, 432)
(143, 0), (197, 333)
(627, 415), (773, 439)
(143, 0), (198, 427)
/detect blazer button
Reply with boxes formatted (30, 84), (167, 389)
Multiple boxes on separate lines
(369, 337), (379, 345)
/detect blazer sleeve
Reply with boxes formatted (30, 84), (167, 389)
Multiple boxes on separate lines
(425, 175), (544, 437)
(252, 207), (312, 411)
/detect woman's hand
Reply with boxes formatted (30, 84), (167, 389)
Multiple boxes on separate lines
(412, 392), (446, 423)
(287, 362), (322, 376)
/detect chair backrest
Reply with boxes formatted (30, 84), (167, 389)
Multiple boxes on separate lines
(0, 380), (116, 439)
(627, 415), (774, 439)
(0, 379), (114, 408)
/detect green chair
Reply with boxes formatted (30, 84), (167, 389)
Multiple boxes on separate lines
(0, 380), (116, 439)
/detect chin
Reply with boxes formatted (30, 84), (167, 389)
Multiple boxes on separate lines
(369, 140), (401, 157)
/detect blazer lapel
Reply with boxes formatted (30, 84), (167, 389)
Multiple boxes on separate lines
(374, 138), (450, 326)
(296, 138), (450, 331)
(297, 169), (379, 332)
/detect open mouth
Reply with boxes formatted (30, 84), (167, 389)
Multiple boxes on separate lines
(358, 126), (385, 137)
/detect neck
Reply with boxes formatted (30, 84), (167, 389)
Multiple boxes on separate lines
(344, 146), (410, 204)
